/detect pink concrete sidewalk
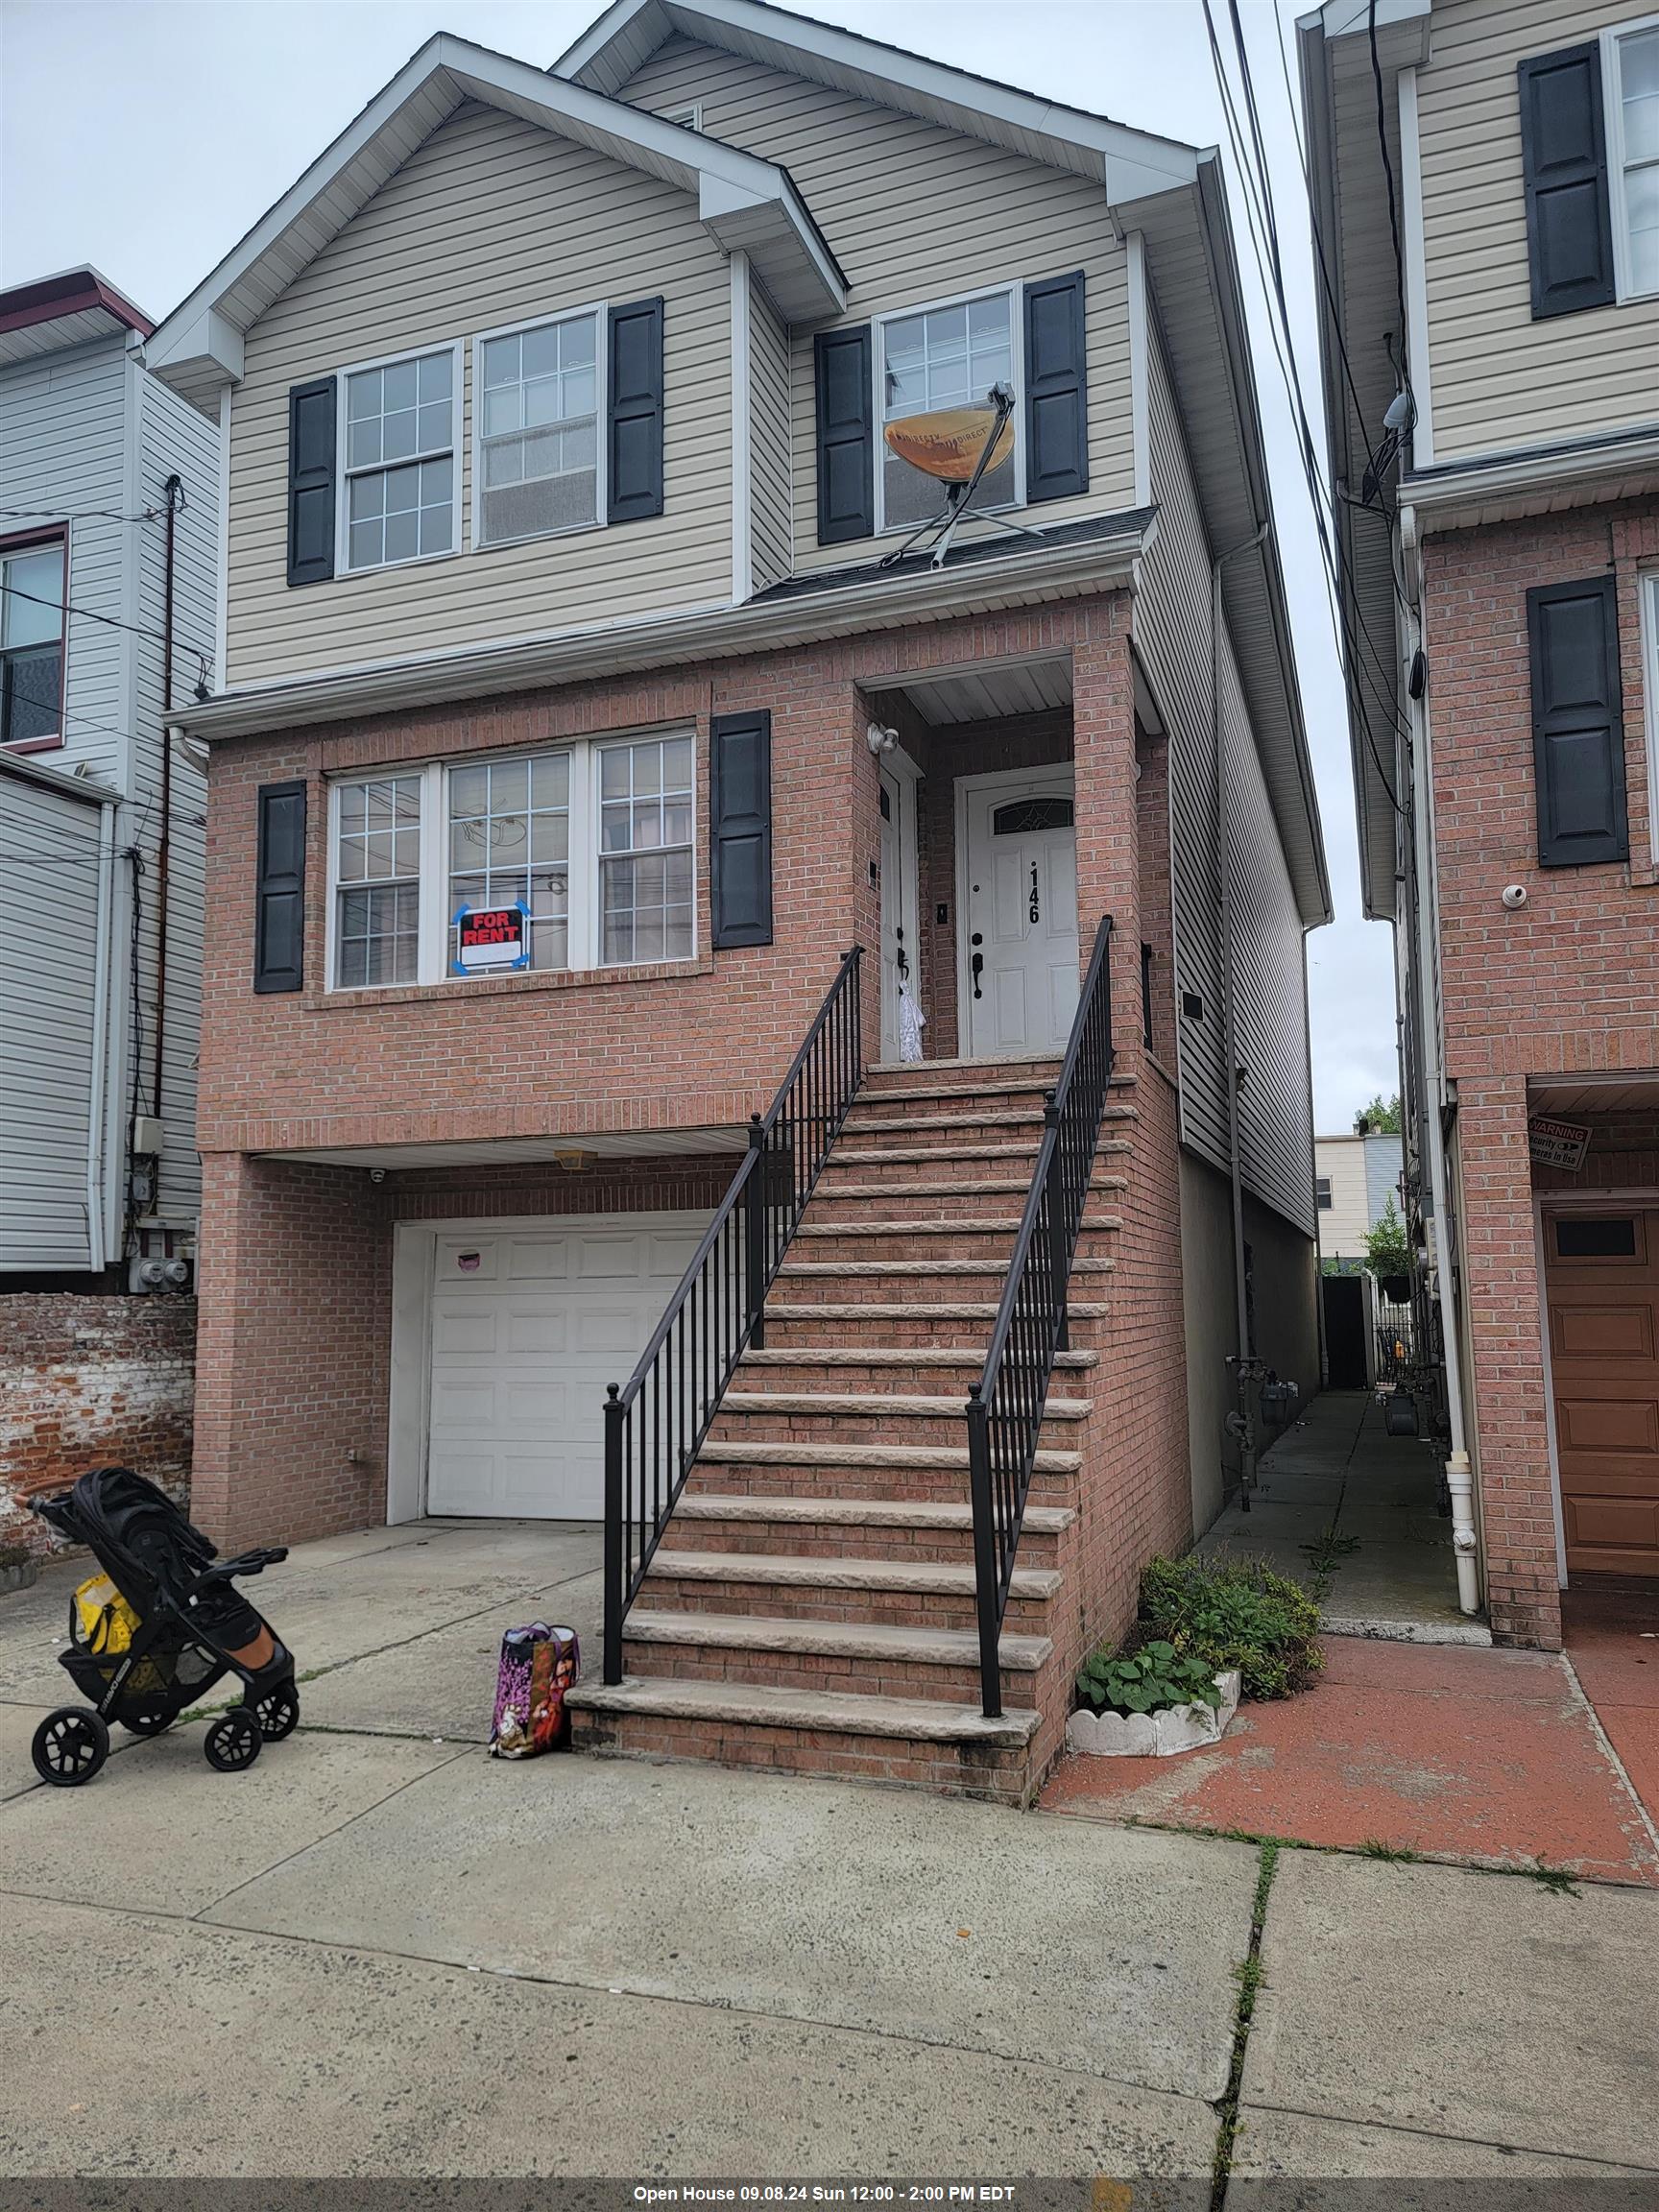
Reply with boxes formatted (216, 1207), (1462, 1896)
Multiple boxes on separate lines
(1042, 1632), (1659, 1887)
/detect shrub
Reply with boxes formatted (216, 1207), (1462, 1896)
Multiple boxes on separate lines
(1139, 1553), (1324, 1701)
(1076, 1640), (1223, 1718)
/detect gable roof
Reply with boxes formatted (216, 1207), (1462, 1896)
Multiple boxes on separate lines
(0, 266), (152, 368)
(143, 31), (845, 412)
(556, 0), (1197, 204)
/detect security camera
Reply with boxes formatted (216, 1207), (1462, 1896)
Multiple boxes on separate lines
(1501, 883), (1528, 910)
(866, 722), (899, 757)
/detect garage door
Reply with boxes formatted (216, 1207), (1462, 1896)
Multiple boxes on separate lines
(1545, 1208), (1659, 1577)
(425, 1214), (709, 1518)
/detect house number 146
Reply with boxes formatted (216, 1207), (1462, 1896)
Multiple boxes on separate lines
(1028, 862), (1041, 925)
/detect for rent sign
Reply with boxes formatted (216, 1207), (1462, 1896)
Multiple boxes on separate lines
(453, 902), (529, 974)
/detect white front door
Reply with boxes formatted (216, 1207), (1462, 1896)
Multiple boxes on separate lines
(959, 768), (1080, 1059)
(423, 1214), (709, 1518)
(878, 759), (920, 1061)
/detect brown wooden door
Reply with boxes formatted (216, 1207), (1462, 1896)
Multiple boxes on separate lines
(1546, 1208), (1659, 1576)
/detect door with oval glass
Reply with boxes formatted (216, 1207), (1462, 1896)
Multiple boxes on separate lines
(957, 765), (1079, 1058)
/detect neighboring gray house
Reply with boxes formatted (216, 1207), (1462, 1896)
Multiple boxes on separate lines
(0, 268), (218, 1284)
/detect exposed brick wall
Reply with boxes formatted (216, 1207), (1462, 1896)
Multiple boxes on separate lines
(0, 1296), (195, 1558)
(1425, 494), (1659, 1647)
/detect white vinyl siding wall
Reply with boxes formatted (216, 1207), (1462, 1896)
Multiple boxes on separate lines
(0, 774), (108, 1268)
(133, 371), (217, 1222)
(226, 104), (733, 685)
(749, 277), (792, 590)
(1413, 0), (1659, 462)
(617, 36), (1137, 570)
(1136, 323), (1313, 1234)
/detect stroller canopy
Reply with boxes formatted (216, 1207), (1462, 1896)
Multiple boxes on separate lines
(34, 1468), (216, 1615)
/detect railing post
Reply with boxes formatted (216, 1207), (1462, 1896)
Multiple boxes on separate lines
(744, 1110), (767, 1352)
(966, 1384), (1003, 1719)
(1043, 1089), (1069, 1354)
(603, 1382), (624, 1685)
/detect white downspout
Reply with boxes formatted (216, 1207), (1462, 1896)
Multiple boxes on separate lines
(1401, 501), (1479, 1614)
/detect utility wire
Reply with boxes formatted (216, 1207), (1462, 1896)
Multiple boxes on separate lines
(0, 505), (162, 525)
(0, 579), (213, 674)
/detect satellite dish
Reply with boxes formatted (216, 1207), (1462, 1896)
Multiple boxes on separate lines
(884, 403), (1016, 483)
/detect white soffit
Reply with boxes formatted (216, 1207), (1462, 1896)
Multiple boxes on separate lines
(144, 31), (844, 411)
(555, 0), (1199, 203)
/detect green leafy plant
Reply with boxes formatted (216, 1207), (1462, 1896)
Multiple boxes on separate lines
(1362, 1194), (1411, 1281)
(1354, 1092), (1403, 1134)
(1075, 1640), (1224, 1718)
(1140, 1553), (1324, 1701)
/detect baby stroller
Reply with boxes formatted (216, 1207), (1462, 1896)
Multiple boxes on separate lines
(28, 1467), (298, 1788)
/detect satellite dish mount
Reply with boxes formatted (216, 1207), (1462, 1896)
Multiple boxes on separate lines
(878, 382), (1045, 571)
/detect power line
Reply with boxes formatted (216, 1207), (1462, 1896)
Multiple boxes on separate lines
(0, 579), (214, 685)
(0, 505), (162, 525)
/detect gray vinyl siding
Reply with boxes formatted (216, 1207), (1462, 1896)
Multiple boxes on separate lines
(618, 36), (1137, 569)
(1222, 644), (1315, 1240)
(749, 276), (792, 591)
(1415, 0), (1659, 461)
(1137, 323), (1312, 1235)
(227, 103), (733, 685)
(1137, 326), (1228, 1174)
(132, 371), (217, 1221)
(0, 338), (130, 786)
(0, 775), (107, 1268)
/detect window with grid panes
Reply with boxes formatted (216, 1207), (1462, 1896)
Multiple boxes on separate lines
(335, 777), (422, 985)
(599, 736), (694, 964)
(446, 751), (570, 974)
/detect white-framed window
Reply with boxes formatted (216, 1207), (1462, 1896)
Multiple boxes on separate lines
(875, 286), (1021, 533)
(326, 733), (697, 991)
(339, 343), (462, 573)
(473, 310), (605, 550)
(1607, 19), (1659, 300)
(1315, 1176), (1334, 1212)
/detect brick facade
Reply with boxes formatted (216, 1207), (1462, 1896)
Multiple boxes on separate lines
(1, 1295), (195, 1558)
(1425, 493), (1659, 1647)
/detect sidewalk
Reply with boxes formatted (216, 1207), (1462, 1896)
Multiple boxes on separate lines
(3, 1519), (1657, 2184)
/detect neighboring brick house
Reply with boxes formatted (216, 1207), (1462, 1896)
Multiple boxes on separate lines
(0, 270), (217, 1551)
(1303, 0), (1659, 1647)
(146, 0), (1328, 1795)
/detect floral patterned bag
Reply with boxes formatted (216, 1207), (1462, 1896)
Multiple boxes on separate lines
(489, 1623), (581, 1758)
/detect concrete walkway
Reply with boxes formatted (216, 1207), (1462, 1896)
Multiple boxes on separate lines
(1198, 1390), (1479, 1643)
(2, 1521), (1657, 2187)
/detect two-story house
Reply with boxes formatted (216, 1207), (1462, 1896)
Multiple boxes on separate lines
(0, 268), (218, 1549)
(146, 0), (1328, 1796)
(1303, 0), (1659, 1650)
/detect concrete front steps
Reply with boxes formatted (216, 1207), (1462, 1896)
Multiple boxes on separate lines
(569, 1056), (1133, 1801)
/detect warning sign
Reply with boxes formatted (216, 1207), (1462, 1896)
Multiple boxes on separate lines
(453, 902), (529, 974)
(1528, 1115), (1591, 1171)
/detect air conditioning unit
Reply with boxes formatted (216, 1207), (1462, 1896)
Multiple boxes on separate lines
(129, 1219), (197, 1296)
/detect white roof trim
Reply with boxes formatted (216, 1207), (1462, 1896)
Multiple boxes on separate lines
(144, 30), (844, 408)
(555, 0), (1199, 203)
(173, 518), (1152, 743)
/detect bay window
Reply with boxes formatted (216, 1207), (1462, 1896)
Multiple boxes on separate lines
(328, 733), (696, 990)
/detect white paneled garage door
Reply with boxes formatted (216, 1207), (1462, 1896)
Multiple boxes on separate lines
(424, 1214), (709, 1518)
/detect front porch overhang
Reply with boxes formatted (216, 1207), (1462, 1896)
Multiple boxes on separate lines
(250, 1124), (749, 1173)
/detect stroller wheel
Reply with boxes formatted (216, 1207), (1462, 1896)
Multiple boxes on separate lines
(122, 1708), (175, 1738)
(204, 1708), (262, 1772)
(32, 1708), (110, 1788)
(255, 1680), (300, 1742)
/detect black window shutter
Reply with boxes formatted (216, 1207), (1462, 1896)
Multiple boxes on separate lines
(1527, 574), (1627, 867)
(813, 325), (874, 545)
(1023, 271), (1089, 503)
(709, 711), (773, 949)
(254, 779), (307, 993)
(608, 297), (665, 523)
(286, 378), (336, 587)
(1518, 44), (1616, 319)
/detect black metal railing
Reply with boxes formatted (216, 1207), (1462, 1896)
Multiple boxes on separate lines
(966, 915), (1115, 1718)
(602, 946), (863, 1683)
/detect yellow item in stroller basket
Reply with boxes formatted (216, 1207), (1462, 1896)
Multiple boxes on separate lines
(73, 1575), (140, 1656)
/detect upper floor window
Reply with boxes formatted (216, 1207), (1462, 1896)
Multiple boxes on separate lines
(327, 732), (696, 991)
(476, 312), (601, 547)
(341, 346), (460, 573)
(1, 537), (64, 749)
(1611, 23), (1659, 297)
(877, 289), (1019, 531)
(1315, 1176), (1334, 1212)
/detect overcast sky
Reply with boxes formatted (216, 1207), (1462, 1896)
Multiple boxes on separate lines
(0, 0), (1399, 1130)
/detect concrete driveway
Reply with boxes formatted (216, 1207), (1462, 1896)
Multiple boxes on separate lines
(1, 1521), (1656, 2194)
